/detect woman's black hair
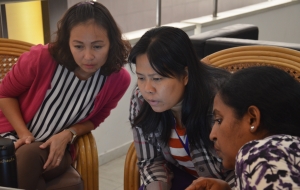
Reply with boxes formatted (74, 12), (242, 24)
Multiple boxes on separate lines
(48, 1), (131, 76)
(218, 66), (300, 137)
(128, 26), (230, 147)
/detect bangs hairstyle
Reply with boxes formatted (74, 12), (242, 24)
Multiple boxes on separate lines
(128, 26), (222, 148)
(218, 66), (300, 137)
(129, 26), (190, 79)
(48, 1), (131, 76)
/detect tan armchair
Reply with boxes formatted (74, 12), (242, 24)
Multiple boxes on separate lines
(0, 38), (99, 190)
(123, 45), (300, 190)
(201, 45), (300, 81)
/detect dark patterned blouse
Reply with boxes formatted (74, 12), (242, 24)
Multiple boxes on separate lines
(235, 134), (300, 190)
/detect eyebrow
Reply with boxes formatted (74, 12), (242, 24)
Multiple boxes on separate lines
(136, 72), (159, 77)
(71, 40), (104, 44)
(212, 109), (221, 115)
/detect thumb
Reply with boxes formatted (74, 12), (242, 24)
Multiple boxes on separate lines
(14, 141), (22, 149)
(25, 136), (34, 144)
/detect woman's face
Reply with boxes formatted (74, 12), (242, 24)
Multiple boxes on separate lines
(135, 53), (188, 113)
(210, 93), (254, 169)
(69, 20), (110, 79)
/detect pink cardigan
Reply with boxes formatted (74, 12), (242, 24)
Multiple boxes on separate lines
(0, 44), (131, 133)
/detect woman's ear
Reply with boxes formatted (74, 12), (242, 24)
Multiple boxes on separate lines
(247, 105), (261, 133)
(184, 67), (188, 85)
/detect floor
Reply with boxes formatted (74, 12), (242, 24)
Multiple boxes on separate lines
(99, 154), (127, 190)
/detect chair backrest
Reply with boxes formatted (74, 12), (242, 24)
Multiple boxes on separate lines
(201, 45), (300, 82)
(0, 38), (34, 82)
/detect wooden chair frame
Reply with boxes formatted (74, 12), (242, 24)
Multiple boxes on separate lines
(124, 142), (140, 190)
(123, 45), (300, 190)
(0, 38), (99, 190)
(201, 45), (300, 81)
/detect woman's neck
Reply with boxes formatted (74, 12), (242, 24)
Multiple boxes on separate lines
(171, 100), (184, 129)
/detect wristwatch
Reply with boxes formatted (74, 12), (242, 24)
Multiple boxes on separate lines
(64, 128), (77, 144)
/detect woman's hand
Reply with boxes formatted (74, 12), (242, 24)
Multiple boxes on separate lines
(14, 135), (35, 149)
(185, 177), (231, 190)
(39, 130), (72, 171)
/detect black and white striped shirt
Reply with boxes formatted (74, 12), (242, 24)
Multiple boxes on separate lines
(2, 65), (106, 141)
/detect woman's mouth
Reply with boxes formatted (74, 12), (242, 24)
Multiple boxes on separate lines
(214, 146), (221, 156)
(84, 64), (95, 69)
(147, 99), (159, 106)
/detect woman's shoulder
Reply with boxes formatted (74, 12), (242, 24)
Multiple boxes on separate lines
(108, 67), (131, 84)
(238, 134), (300, 160)
(20, 44), (53, 63)
(28, 44), (50, 55)
(235, 136), (300, 189)
(14, 44), (56, 72)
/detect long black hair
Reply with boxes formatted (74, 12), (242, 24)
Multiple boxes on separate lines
(218, 66), (300, 137)
(128, 26), (230, 147)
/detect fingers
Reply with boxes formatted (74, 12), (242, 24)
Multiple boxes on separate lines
(14, 140), (22, 149)
(41, 138), (66, 170)
(25, 136), (35, 144)
(14, 136), (35, 149)
(186, 178), (231, 190)
(185, 178), (207, 190)
(43, 152), (63, 170)
(44, 157), (62, 170)
(39, 140), (50, 149)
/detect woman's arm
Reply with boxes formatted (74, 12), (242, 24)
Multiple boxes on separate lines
(0, 98), (34, 148)
(133, 127), (172, 190)
(130, 87), (173, 190)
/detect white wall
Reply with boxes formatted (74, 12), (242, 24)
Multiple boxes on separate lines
(201, 3), (300, 43)
(93, 65), (137, 165)
(68, 0), (265, 33)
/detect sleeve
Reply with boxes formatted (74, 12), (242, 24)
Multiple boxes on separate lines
(130, 86), (173, 190)
(89, 68), (131, 128)
(0, 45), (41, 98)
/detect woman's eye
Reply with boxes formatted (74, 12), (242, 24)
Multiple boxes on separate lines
(74, 45), (83, 49)
(213, 118), (222, 125)
(137, 77), (144, 81)
(153, 78), (162, 81)
(94, 45), (102, 49)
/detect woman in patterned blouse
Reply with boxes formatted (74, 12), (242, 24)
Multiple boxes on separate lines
(187, 66), (300, 190)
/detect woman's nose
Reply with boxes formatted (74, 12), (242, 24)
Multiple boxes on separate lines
(84, 49), (95, 60)
(144, 80), (155, 94)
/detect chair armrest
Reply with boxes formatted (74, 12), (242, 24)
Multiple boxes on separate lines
(72, 132), (99, 190)
(124, 142), (140, 190)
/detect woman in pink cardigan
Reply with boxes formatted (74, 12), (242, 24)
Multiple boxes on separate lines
(0, 1), (131, 189)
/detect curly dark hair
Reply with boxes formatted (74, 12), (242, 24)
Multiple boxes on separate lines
(48, 1), (131, 76)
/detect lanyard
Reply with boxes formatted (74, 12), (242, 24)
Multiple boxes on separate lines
(173, 118), (190, 157)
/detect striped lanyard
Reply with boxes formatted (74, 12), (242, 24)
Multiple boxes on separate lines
(173, 118), (190, 156)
